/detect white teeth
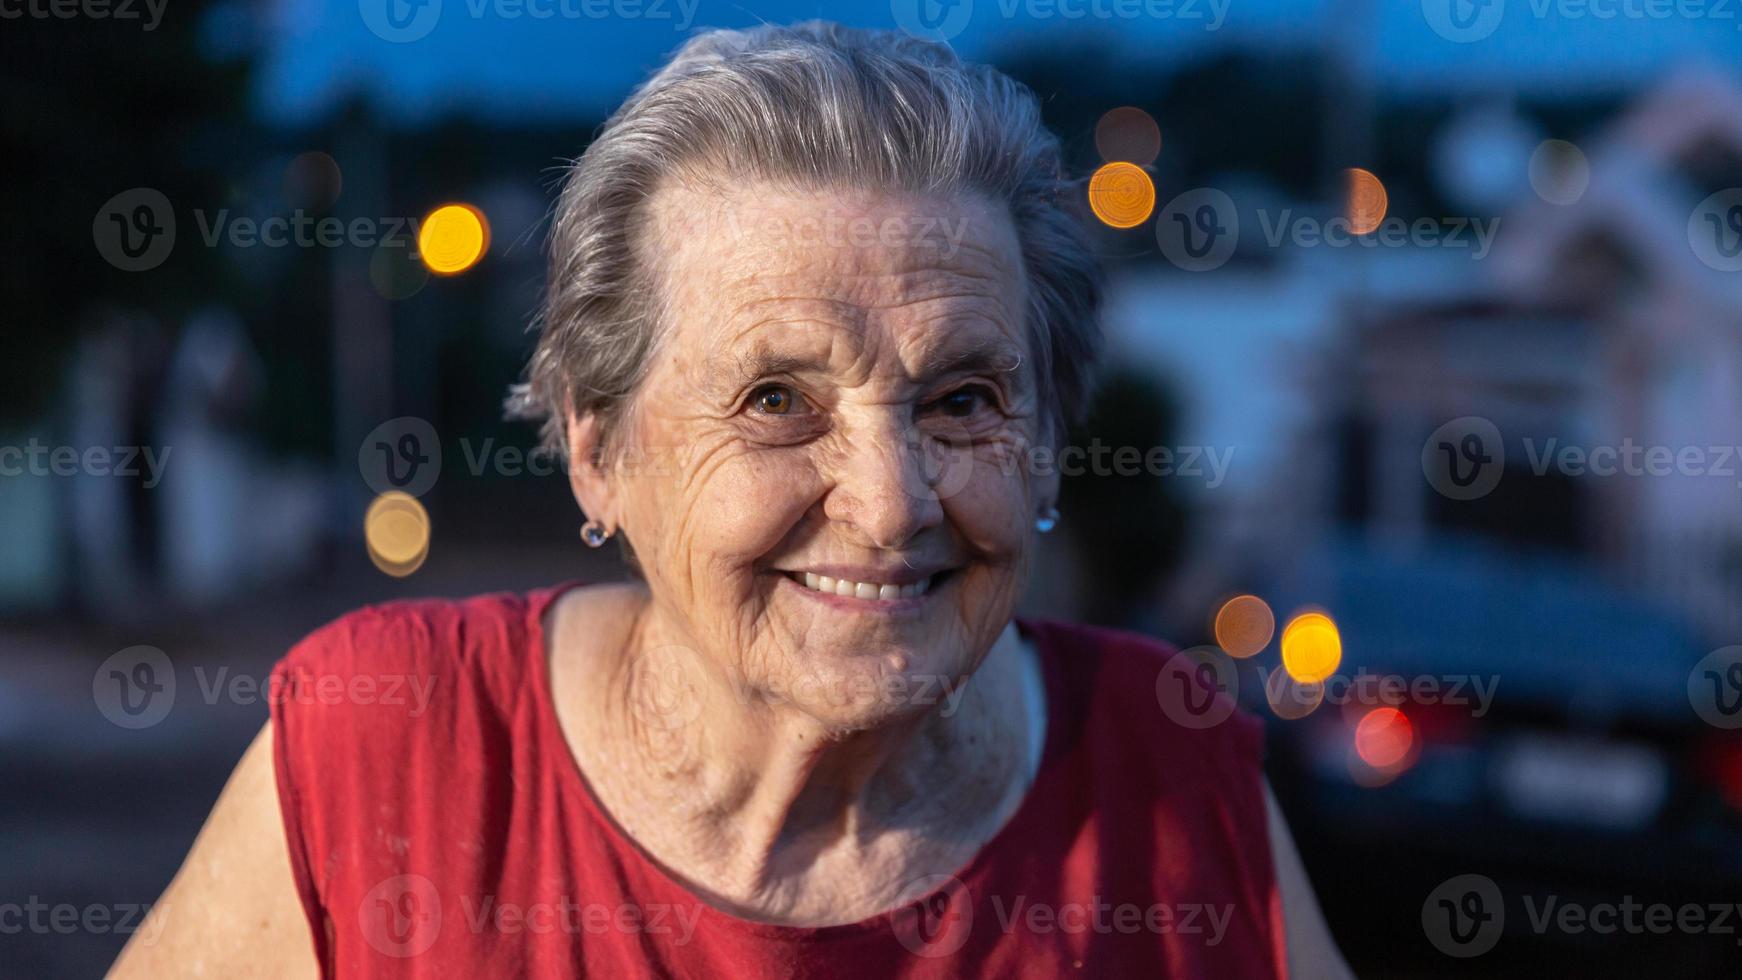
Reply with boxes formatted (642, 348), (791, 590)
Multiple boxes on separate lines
(789, 573), (935, 600)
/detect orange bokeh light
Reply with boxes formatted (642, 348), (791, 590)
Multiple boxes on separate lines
(1343, 167), (1388, 235)
(1087, 162), (1156, 229)
(1214, 594), (1275, 659)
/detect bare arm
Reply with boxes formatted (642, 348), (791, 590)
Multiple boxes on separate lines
(1265, 780), (1356, 980)
(108, 722), (319, 980)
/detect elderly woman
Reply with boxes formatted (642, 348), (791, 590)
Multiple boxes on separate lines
(114, 22), (1349, 979)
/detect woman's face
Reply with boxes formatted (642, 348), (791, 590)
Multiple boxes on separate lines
(590, 181), (1054, 732)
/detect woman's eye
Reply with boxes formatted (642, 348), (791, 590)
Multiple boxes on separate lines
(934, 386), (992, 418)
(749, 384), (801, 416)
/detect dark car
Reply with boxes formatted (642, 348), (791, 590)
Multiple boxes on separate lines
(1246, 534), (1742, 976)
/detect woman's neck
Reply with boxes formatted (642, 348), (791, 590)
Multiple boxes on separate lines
(547, 583), (1040, 925)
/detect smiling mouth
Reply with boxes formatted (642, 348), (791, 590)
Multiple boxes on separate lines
(783, 571), (939, 601)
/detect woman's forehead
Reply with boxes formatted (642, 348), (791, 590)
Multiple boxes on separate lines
(650, 180), (1021, 297)
(647, 181), (1030, 382)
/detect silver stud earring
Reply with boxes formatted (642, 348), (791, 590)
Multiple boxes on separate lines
(1035, 506), (1059, 534)
(580, 520), (611, 548)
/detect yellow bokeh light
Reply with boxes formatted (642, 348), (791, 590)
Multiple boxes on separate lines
(1343, 167), (1388, 235)
(365, 491), (430, 577)
(1087, 162), (1156, 229)
(1214, 594), (1275, 659)
(1094, 106), (1162, 166)
(418, 203), (489, 275)
(1280, 611), (1342, 685)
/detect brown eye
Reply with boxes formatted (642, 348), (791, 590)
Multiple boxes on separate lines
(751, 384), (798, 415)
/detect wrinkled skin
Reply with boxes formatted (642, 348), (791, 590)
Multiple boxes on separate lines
(582, 178), (1053, 733)
(555, 179), (1057, 922)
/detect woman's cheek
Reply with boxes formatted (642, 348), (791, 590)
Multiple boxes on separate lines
(946, 455), (1034, 559)
(688, 448), (820, 571)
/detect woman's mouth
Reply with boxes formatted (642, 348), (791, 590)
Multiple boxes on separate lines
(785, 571), (934, 600)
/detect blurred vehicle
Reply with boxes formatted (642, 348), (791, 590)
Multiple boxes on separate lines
(1251, 536), (1742, 974)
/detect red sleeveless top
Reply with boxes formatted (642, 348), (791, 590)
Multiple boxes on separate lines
(269, 585), (1287, 978)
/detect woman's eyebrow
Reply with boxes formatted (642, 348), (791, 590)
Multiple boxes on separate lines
(917, 337), (1024, 380)
(704, 336), (1022, 394)
(706, 346), (830, 395)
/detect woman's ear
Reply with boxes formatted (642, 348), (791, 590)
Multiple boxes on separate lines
(565, 408), (619, 533)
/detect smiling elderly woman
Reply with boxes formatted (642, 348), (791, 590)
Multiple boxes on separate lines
(113, 22), (1349, 980)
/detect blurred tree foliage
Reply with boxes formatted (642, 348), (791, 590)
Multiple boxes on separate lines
(1059, 366), (1187, 628)
(0, 5), (255, 426)
(999, 44), (1329, 203)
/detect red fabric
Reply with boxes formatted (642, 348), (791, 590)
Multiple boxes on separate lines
(270, 584), (1287, 978)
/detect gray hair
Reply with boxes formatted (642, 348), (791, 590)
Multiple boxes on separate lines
(506, 20), (1103, 459)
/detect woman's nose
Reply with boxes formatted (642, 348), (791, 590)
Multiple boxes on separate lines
(822, 416), (951, 550)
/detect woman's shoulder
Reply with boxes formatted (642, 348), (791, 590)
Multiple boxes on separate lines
(271, 583), (588, 722)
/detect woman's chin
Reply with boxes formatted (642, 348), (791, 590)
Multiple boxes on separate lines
(749, 642), (975, 731)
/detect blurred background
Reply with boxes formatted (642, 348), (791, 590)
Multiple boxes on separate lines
(6, 0), (1742, 975)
